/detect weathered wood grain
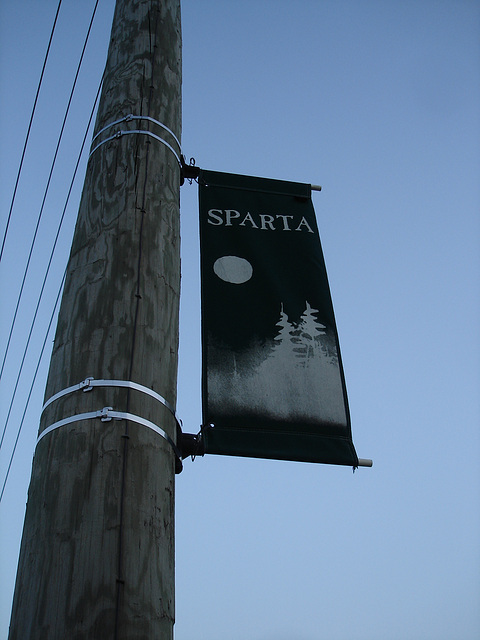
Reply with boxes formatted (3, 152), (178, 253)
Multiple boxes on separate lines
(9, 1), (181, 638)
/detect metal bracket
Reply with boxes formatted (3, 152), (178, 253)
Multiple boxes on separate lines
(180, 155), (200, 185)
(179, 431), (205, 460)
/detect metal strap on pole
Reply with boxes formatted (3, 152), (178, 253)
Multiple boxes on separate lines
(42, 377), (182, 428)
(89, 114), (182, 165)
(91, 114), (181, 149)
(37, 406), (182, 461)
(89, 129), (181, 166)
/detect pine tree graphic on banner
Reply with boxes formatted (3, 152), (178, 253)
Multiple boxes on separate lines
(293, 301), (326, 365)
(208, 300), (346, 424)
(272, 302), (326, 368)
(273, 303), (296, 362)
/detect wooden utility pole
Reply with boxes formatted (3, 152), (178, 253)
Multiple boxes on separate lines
(9, 0), (182, 638)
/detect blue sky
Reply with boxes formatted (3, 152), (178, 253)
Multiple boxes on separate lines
(1, 1), (479, 639)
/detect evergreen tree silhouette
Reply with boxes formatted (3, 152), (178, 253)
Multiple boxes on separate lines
(271, 304), (296, 363)
(292, 302), (326, 365)
(270, 302), (327, 368)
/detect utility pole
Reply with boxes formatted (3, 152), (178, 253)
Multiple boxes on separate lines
(9, 0), (182, 637)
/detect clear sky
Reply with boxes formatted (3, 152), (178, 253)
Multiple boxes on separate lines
(1, 1), (479, 639)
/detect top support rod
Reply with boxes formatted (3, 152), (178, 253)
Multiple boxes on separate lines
(180, 158), (322, 192)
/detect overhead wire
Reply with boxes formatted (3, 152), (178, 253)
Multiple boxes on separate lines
(0, 0), (100, 382)
(0, 0), (63, 264)
(0, 269), (66, 503)
(0, 75), (103, 453)
(0, 0), (103, 495)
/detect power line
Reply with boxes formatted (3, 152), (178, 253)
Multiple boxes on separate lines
(0, 0), (100, 382)
(0, 269), (66, 503)
(0, 76), (103, 452)
(0, 0), (63, 263)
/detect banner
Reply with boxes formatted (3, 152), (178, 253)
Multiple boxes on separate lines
(199, 170), (358, 467)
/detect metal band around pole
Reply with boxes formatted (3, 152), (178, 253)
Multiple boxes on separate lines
(89, 129), (182, 166)
(37, 406), (182, 460)
(42, 377), (182, 428)
(92, 114), (181, 150)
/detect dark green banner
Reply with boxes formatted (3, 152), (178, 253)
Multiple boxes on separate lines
(199, 170), (358, 467)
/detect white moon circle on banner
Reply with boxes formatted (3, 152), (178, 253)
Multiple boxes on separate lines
(213, 256), (253, 284)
